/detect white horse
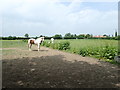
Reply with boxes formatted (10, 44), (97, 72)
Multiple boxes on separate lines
(28, 37), (44, 51)
(51, 38), (54, 43)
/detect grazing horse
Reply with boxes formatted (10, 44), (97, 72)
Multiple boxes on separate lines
(28, 37), (44, 51)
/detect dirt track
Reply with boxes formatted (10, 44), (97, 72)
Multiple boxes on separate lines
(2, 46), (120, 88)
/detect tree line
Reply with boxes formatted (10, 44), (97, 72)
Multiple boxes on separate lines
(1, 32), (119, 40)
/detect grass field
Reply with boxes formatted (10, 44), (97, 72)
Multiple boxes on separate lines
(1, 39), (118, 64)
(52, 39), (118, 49)
(1, 40), (26, 48)
(1, 39), (117, 48)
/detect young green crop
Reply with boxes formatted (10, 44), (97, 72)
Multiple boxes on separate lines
(42, 39), (118, 64)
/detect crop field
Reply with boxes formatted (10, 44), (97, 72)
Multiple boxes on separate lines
(42, 39), (118, 64)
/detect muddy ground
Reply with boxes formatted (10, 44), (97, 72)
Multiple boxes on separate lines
(2, 46), (120, 88)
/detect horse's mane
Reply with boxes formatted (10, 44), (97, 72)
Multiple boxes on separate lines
(36, 38), (41, 40)
(36, 37), (44, 40)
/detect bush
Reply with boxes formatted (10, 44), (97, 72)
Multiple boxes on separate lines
(78, 45), (117, 60)
(58, 41), (70, 50)
(41, 41), (47, 46)
(44, 42), (51, 47)
(41, 41), (70, 50)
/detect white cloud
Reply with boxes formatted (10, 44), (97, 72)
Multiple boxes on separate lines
(0, 0), (118, 36)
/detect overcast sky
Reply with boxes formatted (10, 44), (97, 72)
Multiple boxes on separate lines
(0, 0), (118, 37)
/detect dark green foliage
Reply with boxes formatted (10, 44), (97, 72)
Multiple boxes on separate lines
(2, 37), (30, 40)
(64, 33), (76, 39)
(77, 45), (118, 60)
(42, 41), (51, 47)
(77, 34), (85, 39)
(24, 33), (29, 38)
(115, 31), (118, 37)
(42, 41), (70, 50)
(85, 34), (91, 39)
(7, 36), (17, 40)
(53, 34), (62, 39)
(58, 41), (70, 50)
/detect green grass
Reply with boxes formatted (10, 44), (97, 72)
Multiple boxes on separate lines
(42, 39), (119, 64)
(52, 39), (118, 50)
(1, 40), (27, 49)
(1, 40), (28, 57)
(1, 39), (118, 52)
(1, 39), (119, 64)
(69, 39), (118, 55)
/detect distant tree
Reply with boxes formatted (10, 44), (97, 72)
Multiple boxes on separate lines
(44, 36), (51, 39)
(25, 33), (29, 38)
(85, 34), (91, 38)
(35, 36), (38, 39)
(115, 31), (118, 37)
(12, 36), (16, 40)
(90, 34), (93, 38)
(40, 35), (43, 37)
(77, 34), (85, 39)
(71, 34), (74, 38)
(53, 34), (62, 39)
(103, 34), (108, 37)
(65, 33), (71, 37)
(8, 36), (13, 40)
(64, 33), (72, 39)
(73, 34), (77, 38)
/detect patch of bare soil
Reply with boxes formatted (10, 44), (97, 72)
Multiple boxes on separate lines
(2, 46), (119, 88)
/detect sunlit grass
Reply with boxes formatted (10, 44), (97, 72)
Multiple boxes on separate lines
(52, 39), (118, 50)
(2, 40), (27, 49)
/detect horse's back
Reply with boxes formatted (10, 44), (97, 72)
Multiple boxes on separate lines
(28, 39), (35, 44)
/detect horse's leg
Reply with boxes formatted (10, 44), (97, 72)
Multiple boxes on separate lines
(38, 43), (40, 51)
(29, 44), (32, 51)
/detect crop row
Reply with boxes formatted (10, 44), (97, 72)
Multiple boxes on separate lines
(41, 41), (118, 64)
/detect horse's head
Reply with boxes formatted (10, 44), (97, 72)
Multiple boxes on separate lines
(40, 37), (44, 42)
(36, 37), (44, 44)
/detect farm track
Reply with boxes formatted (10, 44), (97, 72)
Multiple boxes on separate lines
(2, 46), (120, 88)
